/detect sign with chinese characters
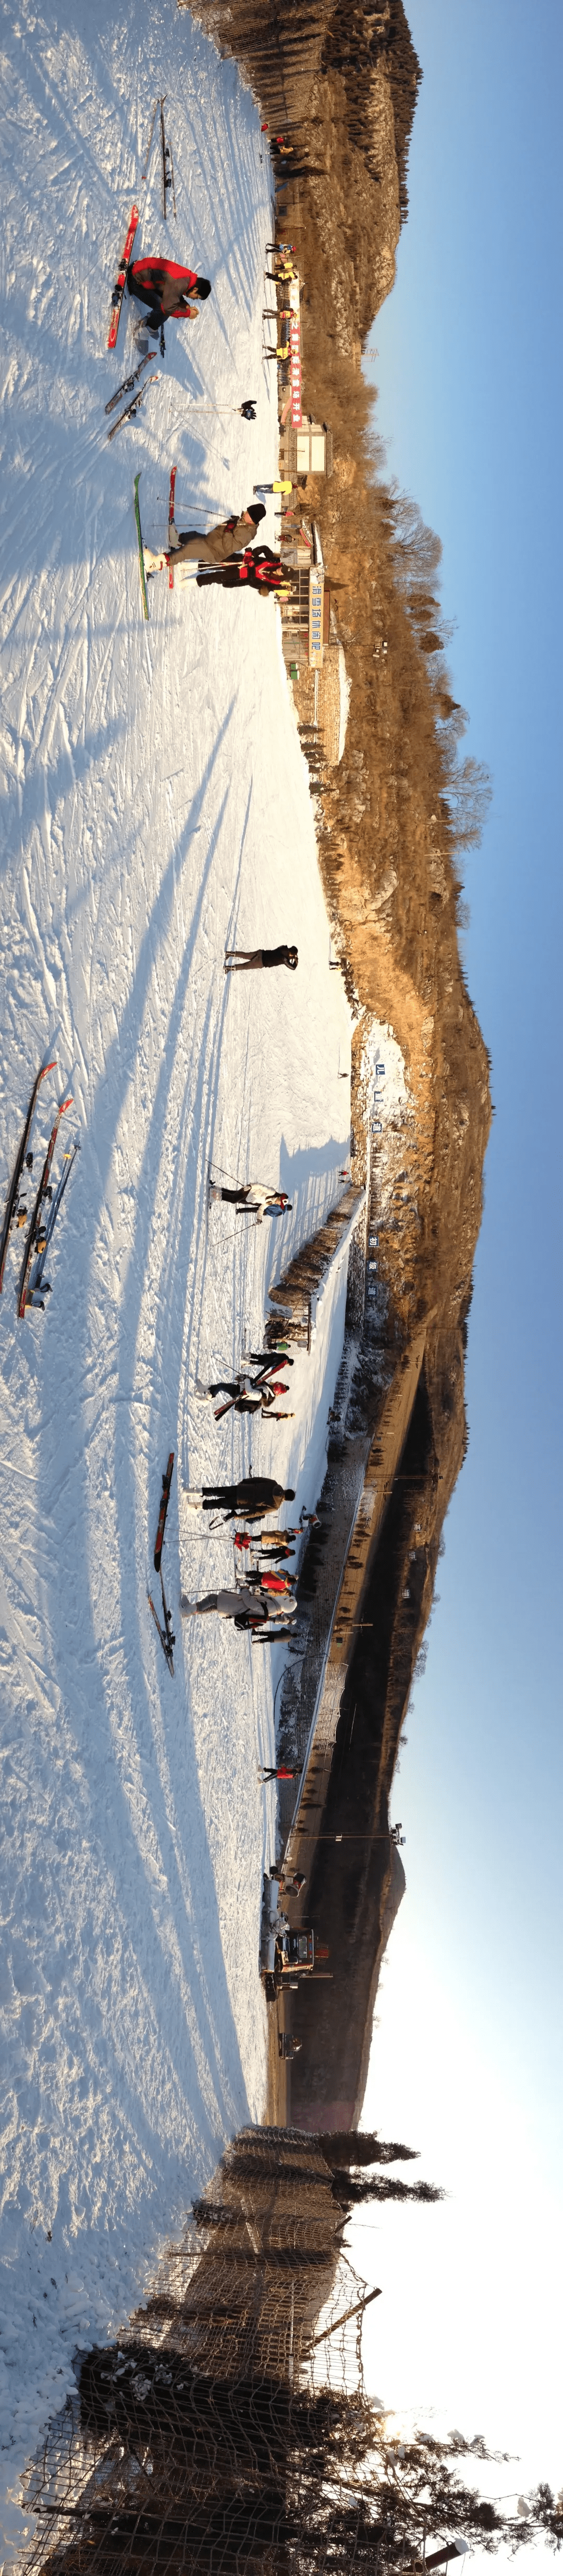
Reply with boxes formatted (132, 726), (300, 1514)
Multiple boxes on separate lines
(289, 290), (302, 426)
(308, 565), (324, 667)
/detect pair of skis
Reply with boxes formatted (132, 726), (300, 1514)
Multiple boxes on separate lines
(26, 1140), (80, 1309)
(149, 1453), (175, 1675)
(18, 1095), (74, 1317)
(106, 355), (160, 442)
(142, 95), (176, 221)
(0, 1058), (56, 1293)
(148, 1573), (175, 1676)
(107, 92), (176, 348)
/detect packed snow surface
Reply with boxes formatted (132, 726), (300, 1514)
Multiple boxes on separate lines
(0, 0), (352, 2546)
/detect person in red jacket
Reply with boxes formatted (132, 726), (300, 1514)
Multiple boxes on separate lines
(195, 545), (288, 596)
(127, 259), (211, 337)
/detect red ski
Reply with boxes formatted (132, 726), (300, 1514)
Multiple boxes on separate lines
(108, 203), (139, 352)
(154, 1451), (174, 1570)
(0, 1059), (56, 1293)
(168, 467), (177, 590)
(18, 1097), (72, 1319)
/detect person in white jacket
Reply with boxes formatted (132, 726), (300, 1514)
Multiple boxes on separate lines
(180, 1589), (267, 1623)
(209, 1180), (291, 1224)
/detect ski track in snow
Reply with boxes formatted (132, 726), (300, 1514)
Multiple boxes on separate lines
(0, 0), (352, 2543)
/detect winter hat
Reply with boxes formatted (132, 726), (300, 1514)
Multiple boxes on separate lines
(248, 502), (266, 525)
(195, 276), (211, 299)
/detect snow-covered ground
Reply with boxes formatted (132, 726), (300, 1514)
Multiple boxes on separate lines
(0, 0), (352, 2546)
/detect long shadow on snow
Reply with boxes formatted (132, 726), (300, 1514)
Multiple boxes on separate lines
(0, 723), (126, 870)
(40, 719), (252, 2162)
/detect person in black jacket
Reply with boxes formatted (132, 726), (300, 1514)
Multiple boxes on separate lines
(224, 945), (298, 972)
(185, 1478), (295, 1520)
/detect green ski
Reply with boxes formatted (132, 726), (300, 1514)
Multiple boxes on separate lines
(133, 471), (149, 621)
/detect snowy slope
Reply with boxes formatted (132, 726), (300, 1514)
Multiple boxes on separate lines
(0, 0), (352, 2544)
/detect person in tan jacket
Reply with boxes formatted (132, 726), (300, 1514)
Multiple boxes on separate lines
(168, 500), (265, 564)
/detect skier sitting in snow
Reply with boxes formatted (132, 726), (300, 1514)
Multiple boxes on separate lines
(127, 258), (211, 344)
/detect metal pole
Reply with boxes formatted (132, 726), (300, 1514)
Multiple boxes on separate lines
(313, 2283), (382, 2344)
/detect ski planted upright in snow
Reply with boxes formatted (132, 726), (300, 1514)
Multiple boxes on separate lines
(154, 1451), (174, 1570)
(133, 473), (150, 621)
(107, 203), (139, 352)
(18, 1096), (73, 1318)
(25, 1138), (80, 1310)
(148, 1571), (175, 1676)
(160, 98), (176, 221)
(107, 374), (158, 442)
(168, 466), (177, 589)
(0, 1059), (56, 1293)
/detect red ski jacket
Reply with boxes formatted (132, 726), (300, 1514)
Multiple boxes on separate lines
(128, 259), (199, 318)
(237, 546), (285, 590)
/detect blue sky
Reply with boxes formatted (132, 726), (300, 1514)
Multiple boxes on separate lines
(349, 0), (562, 2520)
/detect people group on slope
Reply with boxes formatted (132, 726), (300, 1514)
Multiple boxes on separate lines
(125, 238), (293, 594)
(143, 501), (288, 597)
(128, 253), (321, 1641)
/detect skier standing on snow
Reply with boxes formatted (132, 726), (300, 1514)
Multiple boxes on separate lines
(224, 945), (298, 973)
(258, 1762), (300, 1781)
(185, 1478), (296, 1520)
(195, 546), (288, 596)
(247, 1566), (299, 1587)
(194, 1376), (291, 1418)
(234, 1528), (299, 1557)
(143, 505), (267, 581)
(209, 1180), (291, 1224)
(180, 1589), (267, 1623)
(168, 501), (265, 564)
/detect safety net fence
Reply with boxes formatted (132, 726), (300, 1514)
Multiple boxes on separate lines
(20, 2127), (398, 2576)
